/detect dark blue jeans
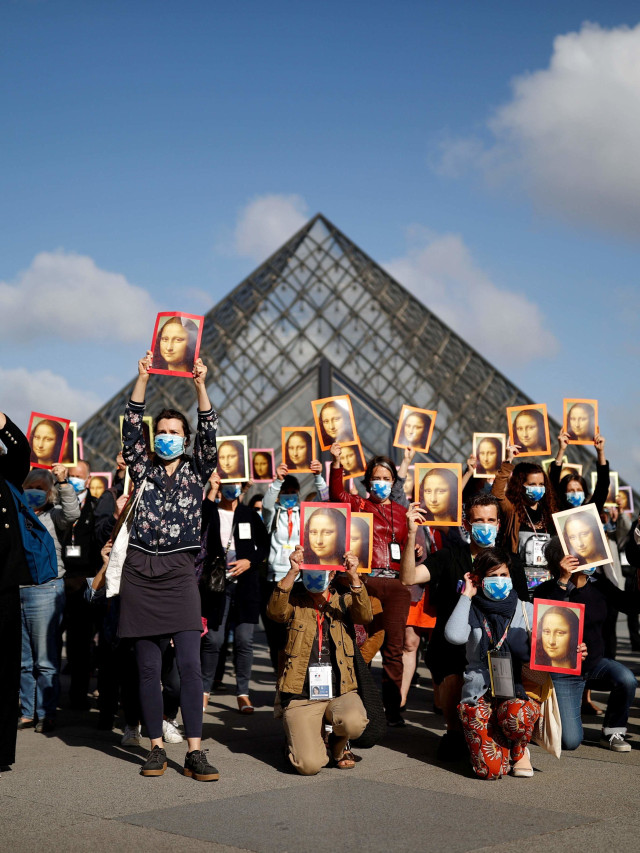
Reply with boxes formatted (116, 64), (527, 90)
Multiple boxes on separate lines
(551, 657), (638, 750)
(20, 579), (66, 720)
(201, 584), (255, 697)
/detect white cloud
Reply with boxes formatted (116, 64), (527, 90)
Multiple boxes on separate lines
(0, 367), (102, 434)
(384, 228), (559, 368)
(0, 250), (159, 344)
(437, 22), (640, 238)
(234, 194), (309, 261)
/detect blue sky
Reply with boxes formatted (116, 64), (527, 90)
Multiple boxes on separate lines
(1, 1), (639, 485)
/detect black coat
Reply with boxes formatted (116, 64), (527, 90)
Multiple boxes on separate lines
(0, 416), (31, 766)
(61, 494), (101, 579)
(201, 500), (269, 629)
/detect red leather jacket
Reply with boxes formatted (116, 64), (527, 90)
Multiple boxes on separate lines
(329, 466), (408, 572)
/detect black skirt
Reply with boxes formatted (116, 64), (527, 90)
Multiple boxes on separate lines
(118, 548), (202, 639)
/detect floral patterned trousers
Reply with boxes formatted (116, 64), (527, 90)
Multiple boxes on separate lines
(458, 697), (540, 780)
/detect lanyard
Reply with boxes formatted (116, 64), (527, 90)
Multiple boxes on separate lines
(482, 617), (512, 652)
(314, 597), (329, 662)
(287, 508), (293, 542)
(373, 501), (396, 542)
(523, 507), (546, 538)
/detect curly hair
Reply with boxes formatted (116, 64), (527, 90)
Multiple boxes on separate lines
(505, 461), (558, 529)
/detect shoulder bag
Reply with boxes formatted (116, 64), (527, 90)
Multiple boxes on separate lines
(105, 479), (147, 598)
(200, 524), (235, 595)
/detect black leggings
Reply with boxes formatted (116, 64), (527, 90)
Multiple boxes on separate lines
(135, 631), (202, 740)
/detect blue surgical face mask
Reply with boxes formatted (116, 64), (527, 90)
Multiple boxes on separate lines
(221, 483), (242, 501)
(155, 434), (185, 460)
(525, 484), (545, 502)
(24, 489), (47, 511)
(470, 522), (498, 548)
(279, 493), (299, 509)
(566, 491), (585, 507)
(482, 576), (513, 601)
(301, 570), (331, 592)
(370, 480), (392, 500)
(582, 566), (597, 577)
(68, 476), (87, 494)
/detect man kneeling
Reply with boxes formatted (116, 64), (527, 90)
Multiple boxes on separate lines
(267, 545), (373, 774)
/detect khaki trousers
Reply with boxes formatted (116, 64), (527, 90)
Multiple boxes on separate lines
(283, 691), (368, 776)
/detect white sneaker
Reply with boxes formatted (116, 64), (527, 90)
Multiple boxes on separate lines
(121, 724), (141, 747)
(162, 718), (183, 744)
(600, 733), (631, 752)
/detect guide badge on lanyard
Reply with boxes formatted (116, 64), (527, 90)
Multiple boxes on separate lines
(65, 522), (82, 559)
(485, 618), (516, 699)
(308, 609), (333, 700)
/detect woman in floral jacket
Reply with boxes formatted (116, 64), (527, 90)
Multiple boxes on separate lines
(119, 350), (220, 782)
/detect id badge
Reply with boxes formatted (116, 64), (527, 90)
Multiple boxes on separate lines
(238, 522), (251, 540)
(487, 650), (515, 699)
(389, 542), (401, 562)
(531, 538), (548, 567)
(308, 664), (333, 700)
(65, 545), (82, 558)
(282, 543), (296, 554)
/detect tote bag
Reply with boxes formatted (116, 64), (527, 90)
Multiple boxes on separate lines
(105, 479), (147, 598)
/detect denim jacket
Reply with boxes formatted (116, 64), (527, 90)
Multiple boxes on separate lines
(122, 400), (218, 555)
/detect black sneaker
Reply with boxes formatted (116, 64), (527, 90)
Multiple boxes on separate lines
(436, 730), (467, 762)
(140, 745), (167, 777)
(183, 749), (220, 781)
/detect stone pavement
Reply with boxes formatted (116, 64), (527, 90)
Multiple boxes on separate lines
(2, 621), (639, 853)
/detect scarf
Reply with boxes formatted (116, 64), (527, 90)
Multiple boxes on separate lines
(469, 588), (528, 700)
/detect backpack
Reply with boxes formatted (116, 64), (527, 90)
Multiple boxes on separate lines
(7, 482), (58, 584)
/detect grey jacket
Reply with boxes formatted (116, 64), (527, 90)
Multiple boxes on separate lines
(444, 594), (533, 705)
(39, 484), (81, 578)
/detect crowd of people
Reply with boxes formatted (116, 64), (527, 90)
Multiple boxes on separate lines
(1, 353), (639, 784)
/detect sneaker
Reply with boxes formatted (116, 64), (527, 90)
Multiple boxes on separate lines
(183, 749), (220, 781)
(600, 733), (631, 752)
(140, 745), (167, 777)
(162, 718), (183, 743)
(121, 724), (142, 747)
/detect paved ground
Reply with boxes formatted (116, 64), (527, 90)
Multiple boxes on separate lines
(2, 618), (639, 853)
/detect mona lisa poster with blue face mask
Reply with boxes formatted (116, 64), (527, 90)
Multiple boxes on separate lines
(300, 502), (351, 572)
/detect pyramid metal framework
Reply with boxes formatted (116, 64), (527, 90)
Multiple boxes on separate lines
(81, 214), (605, 489)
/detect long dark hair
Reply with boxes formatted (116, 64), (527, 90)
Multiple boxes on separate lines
(303, 507), (347, 565)
(505, 461), (557, 530)
(152, 316), (199, 371)
(29, 418), (65, 465)
(285, 430), (312, 469)
(535, 605), (580, 667)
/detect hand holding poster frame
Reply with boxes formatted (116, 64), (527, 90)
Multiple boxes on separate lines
(562, 398), (598, 445)
(311, 395), (358, 451)
(300, 502), (351, 572)
(529, 598), (585, 675)
(148, 312), (204, 378)
(393, 405), (437, 453)
(552, 503), (613, 572)
(27, 412), (71, 470)
(414, 462), (462, 527)
(506, 404), (551, 457)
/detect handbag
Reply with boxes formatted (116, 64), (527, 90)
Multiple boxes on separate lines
(339, 598), (387, 749)
(200, 525), (235, 595)
(105, 479), (147, 598)
(520, 601), (563, 758)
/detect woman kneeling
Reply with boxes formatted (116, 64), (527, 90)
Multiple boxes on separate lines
(267, 545), (373, 775)
(445, 549), (540, 780)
